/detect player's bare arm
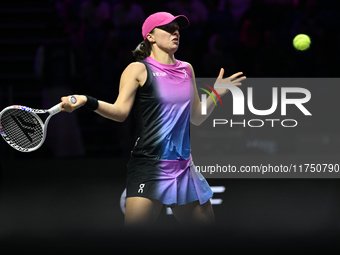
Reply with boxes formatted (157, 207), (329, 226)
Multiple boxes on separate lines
(61, 62), (146, 122)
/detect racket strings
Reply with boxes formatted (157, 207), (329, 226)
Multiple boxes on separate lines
(0, 109), (43, 149)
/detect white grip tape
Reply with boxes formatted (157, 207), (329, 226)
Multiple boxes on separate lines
(48, 96), (76, 115)
(48, 103), (62, 115)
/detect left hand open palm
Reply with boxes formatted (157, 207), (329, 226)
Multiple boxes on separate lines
(214, 69), (246, 97)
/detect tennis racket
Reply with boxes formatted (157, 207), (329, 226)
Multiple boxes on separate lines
(0, 96), (77, 152)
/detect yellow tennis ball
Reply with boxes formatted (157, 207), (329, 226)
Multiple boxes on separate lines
(293, 34), (311, 51)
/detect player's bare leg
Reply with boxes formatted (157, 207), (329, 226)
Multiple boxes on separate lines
(171, 199), (215, 226)
(124, 197), (163, 227)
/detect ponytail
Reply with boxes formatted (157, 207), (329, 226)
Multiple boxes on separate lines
(132, 40), (152, 61)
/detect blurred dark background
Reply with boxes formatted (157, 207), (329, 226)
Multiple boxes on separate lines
(1, 0), (340, 252)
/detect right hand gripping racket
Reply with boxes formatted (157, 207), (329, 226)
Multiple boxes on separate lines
(0, 96), (77, 152)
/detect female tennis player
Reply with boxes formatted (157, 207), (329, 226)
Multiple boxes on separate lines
(60, 12), (245, 227)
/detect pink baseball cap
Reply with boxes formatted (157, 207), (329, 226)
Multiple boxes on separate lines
(142, 12), (190, 40)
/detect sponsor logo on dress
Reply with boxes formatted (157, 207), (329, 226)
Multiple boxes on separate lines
(153, 72), (166, 77)
(182, 69), (188, 78)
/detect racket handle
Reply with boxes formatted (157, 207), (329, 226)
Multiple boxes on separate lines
(48, 103), (62, 115)
(69, 96), (77, 104)
(48, 96), (77, 115)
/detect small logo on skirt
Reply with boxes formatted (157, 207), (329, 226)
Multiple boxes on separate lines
(138, 183), (145, 193)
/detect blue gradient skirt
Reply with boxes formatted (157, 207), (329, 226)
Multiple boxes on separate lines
(126, 156), (213, 207)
